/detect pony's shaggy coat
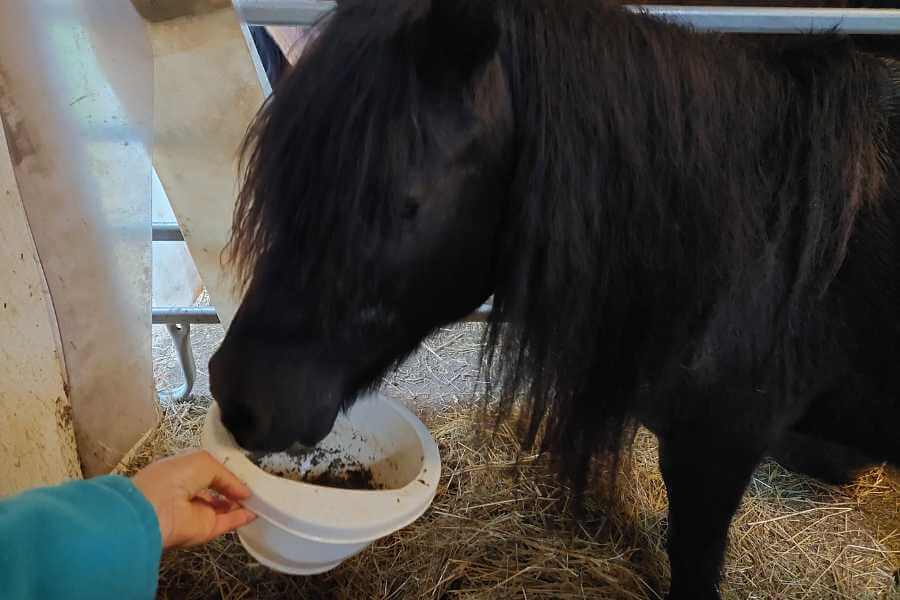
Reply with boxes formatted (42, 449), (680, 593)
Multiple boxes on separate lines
(230, 0), (893, 487)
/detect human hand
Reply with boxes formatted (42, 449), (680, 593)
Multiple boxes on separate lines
(131, 449), (256, 550)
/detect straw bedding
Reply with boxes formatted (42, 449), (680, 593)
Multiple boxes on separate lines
(134, 324), (899, 599)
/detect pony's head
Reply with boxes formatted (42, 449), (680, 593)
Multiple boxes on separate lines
(209, 0), (512, 451)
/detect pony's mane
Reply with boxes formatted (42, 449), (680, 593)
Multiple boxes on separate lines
(227, 0), (433, 322)
(485, 0), (889, 493)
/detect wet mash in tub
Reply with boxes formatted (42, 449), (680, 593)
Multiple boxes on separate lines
(246, 415), (403, 491)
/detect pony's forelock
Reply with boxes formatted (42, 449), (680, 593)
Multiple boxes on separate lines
(226, 1), (436, 321)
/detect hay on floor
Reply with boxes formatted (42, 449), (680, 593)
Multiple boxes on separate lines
(117, 395), (898, 600)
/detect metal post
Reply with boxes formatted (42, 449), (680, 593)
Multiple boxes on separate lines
(157, 323), (197, 403)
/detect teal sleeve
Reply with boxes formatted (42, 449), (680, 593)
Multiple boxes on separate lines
(0, 475), (162, 600)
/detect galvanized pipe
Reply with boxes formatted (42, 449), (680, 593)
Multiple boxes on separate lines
(233, 1), (900, 34)
(151, 303), (493, 325)
(157, 323), (197, 403)
(152, 306), (221, 325)
(636, 5), (900, 34)
(234, 0), (330, 26)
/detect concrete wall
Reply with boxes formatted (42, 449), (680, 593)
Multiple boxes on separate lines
(0, 1), (159, 475)
(0, 117), (82, 496)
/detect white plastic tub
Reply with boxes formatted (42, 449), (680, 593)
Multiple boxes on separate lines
(201, 392), (441, 575)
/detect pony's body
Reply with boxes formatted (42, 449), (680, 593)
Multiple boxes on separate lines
(211, 1), (900, 597)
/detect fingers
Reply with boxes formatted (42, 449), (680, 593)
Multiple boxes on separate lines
(195, 490), (240, 514)
(209, 470), (253, 502)
(137, 449), (258, 549)
(175, 502), (256, 549)
(209, 508), (257, 539)
(182, 450), (253, 501)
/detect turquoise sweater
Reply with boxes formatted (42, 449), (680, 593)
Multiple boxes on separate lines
(0, 475), (161, 599)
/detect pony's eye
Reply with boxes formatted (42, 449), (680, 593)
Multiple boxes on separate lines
(401, 200), (420, 220)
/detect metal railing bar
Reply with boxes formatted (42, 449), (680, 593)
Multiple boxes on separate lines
(233, 1), (900, 34)
(152, 306), (221, 325)
(152, 222), (184, 242)
(151, 303), (493, 325)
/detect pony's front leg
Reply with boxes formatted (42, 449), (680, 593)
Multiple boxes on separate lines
(657, 424), (767, 600)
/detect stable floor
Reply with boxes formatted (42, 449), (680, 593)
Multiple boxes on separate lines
(145, 313), (899, 599)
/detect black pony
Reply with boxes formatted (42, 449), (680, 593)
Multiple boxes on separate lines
(209, 1), (900, 597)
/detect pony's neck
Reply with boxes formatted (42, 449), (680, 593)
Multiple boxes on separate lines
(490, 0), (888, 382)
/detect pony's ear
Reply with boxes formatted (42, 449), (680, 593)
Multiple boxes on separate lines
(407, 0), (500, 85)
